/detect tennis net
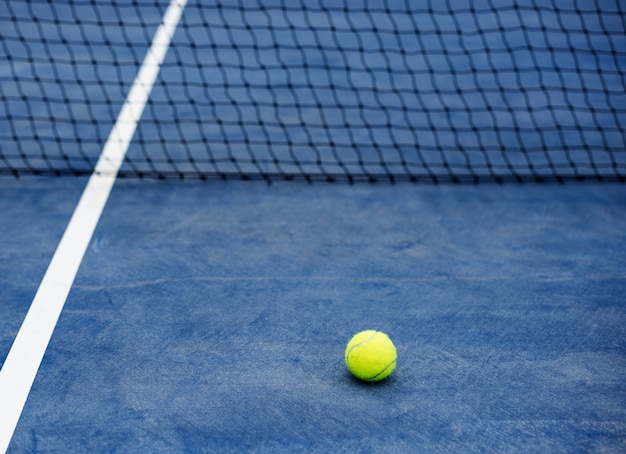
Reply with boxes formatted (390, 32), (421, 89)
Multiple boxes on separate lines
(1, 0), (625, 183)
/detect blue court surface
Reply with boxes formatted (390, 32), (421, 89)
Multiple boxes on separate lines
(1, 178), (625, 452)
(1, 0), (626, 452)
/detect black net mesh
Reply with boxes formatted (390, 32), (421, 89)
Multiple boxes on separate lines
(1, 0), (625, 183)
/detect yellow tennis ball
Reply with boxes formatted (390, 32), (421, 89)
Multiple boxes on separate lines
(345, 330), (397, 382)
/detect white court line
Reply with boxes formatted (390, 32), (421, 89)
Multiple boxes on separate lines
(0, 1), (187, 451)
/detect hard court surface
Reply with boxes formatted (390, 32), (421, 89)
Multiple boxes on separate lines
(1, 177), (625, 452)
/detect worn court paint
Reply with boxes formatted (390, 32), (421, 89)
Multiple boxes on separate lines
(0, 177), (87, 372)
(7, 181), (626, 452)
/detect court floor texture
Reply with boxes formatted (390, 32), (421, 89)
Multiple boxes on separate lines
(1, 177), (625, 452)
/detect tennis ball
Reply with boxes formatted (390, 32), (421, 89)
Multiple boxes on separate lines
(345, 330), (397, 382)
